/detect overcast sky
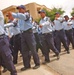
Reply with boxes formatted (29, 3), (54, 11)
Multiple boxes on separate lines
(0, 0), (74, 17)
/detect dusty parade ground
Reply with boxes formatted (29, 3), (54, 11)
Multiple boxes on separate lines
(2, 45), (74, 75)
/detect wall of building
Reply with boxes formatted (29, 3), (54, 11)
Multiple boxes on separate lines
(2, 2), (51, 21)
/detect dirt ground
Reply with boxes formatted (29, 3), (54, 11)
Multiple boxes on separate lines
(2, 49), (60, 75)
(1, 45), (74, 75)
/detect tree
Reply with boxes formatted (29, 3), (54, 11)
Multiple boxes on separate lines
(71, 8), (74, 16)
(4, 18), (7, 24)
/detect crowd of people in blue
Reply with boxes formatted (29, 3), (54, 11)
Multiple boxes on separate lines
(0, 5), (74, 75)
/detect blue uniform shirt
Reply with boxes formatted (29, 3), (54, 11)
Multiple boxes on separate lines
(0, 10), (5, 35)
(0, 10), (4, 27)
(71, 20), (74, 28)
(39, 16), (52, 34)
(4, 19), (20, 37)
(12, 12), (33, 31)
(62, 20), (72, 30)
(32, 21), (38, 33)
(54, 16), (64, 30)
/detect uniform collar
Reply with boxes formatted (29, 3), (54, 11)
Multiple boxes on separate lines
(42, 16), (47, 20)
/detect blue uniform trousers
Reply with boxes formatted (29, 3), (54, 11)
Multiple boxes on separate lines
(72, 28), (74, 37)
(13, 34), (21, 64)
(34, 33), (44, 55)
(41, 32), (59, 62)
(65, 29), (74, 48)
(55, 29), (69, 53)
(21, 29), (40, 68)
(0, 35), (17, 75)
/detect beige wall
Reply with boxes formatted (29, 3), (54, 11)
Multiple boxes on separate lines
(26, 3), (40, 19)
(2, 2), (51, 20)
(2, 6), (17, 17)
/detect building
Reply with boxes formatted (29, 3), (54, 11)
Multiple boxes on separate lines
(2, 2), (51, 20)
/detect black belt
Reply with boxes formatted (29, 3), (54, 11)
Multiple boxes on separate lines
(13, 33), (20, 37)
(21, 28), (32, 33)
(34, 32), (38, 34)
(0, 34), (5, 39)
(55, 29), (63, 32)
(43, 32), (52, 35)
(65, 29), (72, 31)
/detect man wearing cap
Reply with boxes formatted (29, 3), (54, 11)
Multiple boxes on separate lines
(0, 10), (17, 75)
(8, 5), (40, 71)
(54, 12), (70, 53)
(71, 15), (74, 37)
(38, 10), (60, 64)
(62, 15), (74, 49)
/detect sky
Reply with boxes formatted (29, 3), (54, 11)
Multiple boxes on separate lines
(0, 0), (74, 17)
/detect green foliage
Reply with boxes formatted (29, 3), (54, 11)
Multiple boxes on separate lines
(35, 7), (65, 23)
(35, 18), (41, 24)
(4, 18), (7, 24)
(43, 7), (65, 21)
(71, 8), (74, 16)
